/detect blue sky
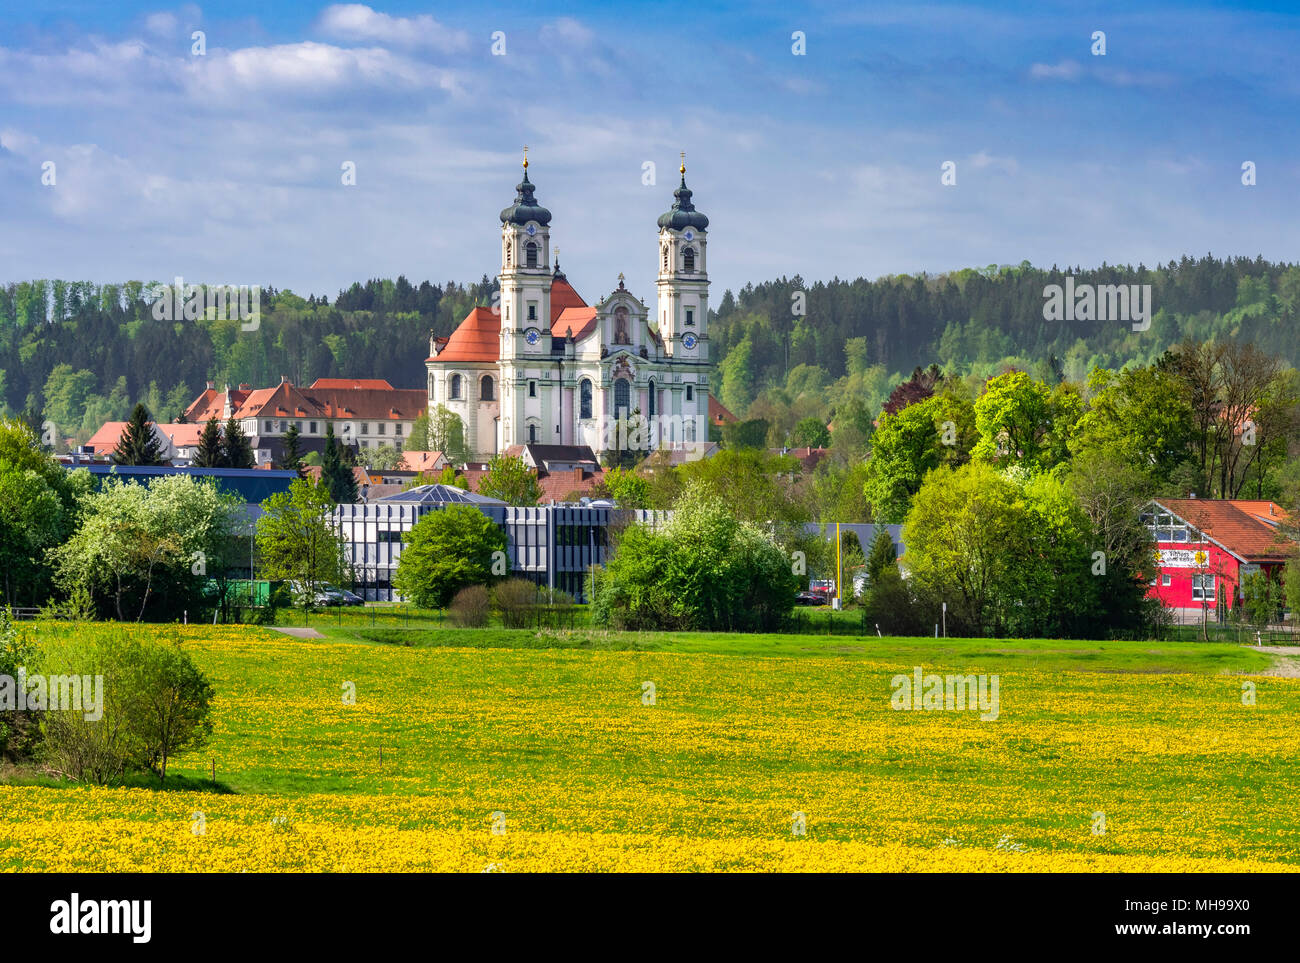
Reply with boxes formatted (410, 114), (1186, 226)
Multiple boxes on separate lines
(1, 1), (1298, 303)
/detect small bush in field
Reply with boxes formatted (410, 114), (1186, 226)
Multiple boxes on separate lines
(449, 585), (490, 628)
(493, 578), (540, 628)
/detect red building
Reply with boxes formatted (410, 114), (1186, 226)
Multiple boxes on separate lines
(1142, 498), (1294, 623)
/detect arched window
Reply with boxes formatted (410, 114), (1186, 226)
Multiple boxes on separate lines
(528, 423), (538, 443)
(580, 379), (593, 420)
(428, 372), (435, 397)
(683, 247), (695, 273)
(506, 244), (512, 268)
(480, 375), (494, 401)
(648, 378), (657, 417)
(662, 246), (669, 271)
(614, 379), (631, 417)
(525, 241), (538, 268)
(450, 374), (462, 400)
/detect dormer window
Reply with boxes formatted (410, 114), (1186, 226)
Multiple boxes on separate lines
(683, 247), (696, 273)
(526, 241), (538, 268)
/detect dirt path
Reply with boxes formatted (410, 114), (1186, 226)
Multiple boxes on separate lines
(267, 626), (325, 639)
(1253, 645), (1300, 678)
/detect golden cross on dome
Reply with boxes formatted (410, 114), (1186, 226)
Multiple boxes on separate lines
(679, 151), (686, 175)
(523, 145), (529, 170)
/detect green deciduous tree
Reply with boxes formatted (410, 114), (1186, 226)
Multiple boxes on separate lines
(863, 390), (974, 523)
(1072, 364), (1195, 487)
(972, 371), (1079, 473)
(791, 416), (831, 449)
(427, 405), (468, 464)
(255, 478), (346, 609)
(0, 419), (87, 606)
(477, 454), (542, 506)
(392, 503), (508, 608)
(590, 481), (799, 631)
(52, 474), (243, 622)
(366, 443), (404, 470)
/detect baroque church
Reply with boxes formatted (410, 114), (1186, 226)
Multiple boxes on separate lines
(426, 153), (713, 459)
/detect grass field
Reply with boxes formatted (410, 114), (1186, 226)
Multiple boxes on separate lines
(2, 621), (1297, 872)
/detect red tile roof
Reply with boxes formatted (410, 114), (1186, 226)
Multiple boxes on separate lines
(709, 395), (738, 425)
(1226, 500), (1291, 527)
(549, 276), (587, 321)
(1154, 499), (1296, 563)
(191, 380), (426, 424)
(400, 450), (447, 472)
(295, 386), (425, 420)
(184, 386), (250, 424)
(309, 378), (395, 390)
(431, 278), (601, 362)
(552, 306), (599, 342)
(429, 306), (501, 363)
(85, 421), (206, 455)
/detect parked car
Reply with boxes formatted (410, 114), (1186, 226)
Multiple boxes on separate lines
(289, 581), (345, 607)
(337, 589), (365, 607)
(794, 592), (828, 606)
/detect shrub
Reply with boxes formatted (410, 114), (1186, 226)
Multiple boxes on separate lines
(448, 585), (490, 628)
(589, 481), (799, 632)
(493, 578), (540, 628)
(0, 609), (41, 761)
(36, 629), (215, 784)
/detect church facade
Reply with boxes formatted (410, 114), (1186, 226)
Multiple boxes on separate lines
(426, 155), (712, 460)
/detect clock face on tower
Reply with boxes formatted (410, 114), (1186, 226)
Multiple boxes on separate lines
(682, 332), (698, 350)
(525, 224), (537, 236)
(683, 229), (695, 242)
(525, 328), (540, 345)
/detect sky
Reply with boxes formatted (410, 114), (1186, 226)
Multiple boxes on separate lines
(1, 1), (1298, 305)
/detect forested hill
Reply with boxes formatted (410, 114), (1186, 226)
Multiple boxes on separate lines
(710, 255), (1300, 415)
(2, 255), (1297, 443)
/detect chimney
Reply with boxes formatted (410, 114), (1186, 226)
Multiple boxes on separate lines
(280, 374), (288, 384)
(238, 383), (251, 392)
(206, 381), (215, 391)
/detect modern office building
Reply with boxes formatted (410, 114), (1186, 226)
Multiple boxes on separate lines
(335, 484), (664, 601)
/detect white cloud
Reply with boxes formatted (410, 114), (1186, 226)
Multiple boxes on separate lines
(1029, 60), (1083, 81)
(968, 150), (1018, 175)
(144, 12), (179, 36)
(316, 4), (468, 54)
(187, 42), (461, 101)
(0, 128), (40, 156)
(539, 17), (595, 49)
